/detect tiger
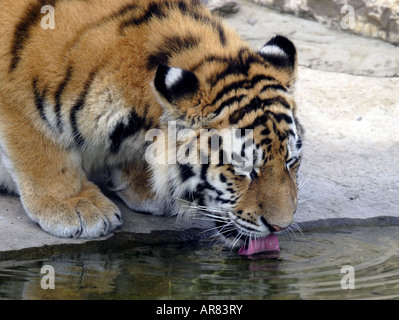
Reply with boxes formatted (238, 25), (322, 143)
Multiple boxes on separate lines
(0, 0), (303, 251)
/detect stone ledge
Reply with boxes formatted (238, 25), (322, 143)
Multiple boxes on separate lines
(0, 194), (214, 256)
(201, 0), (240, 15)
(299, 216), (399, 232)
(224, 1), (399, 77)
(250, 0), (399, 45)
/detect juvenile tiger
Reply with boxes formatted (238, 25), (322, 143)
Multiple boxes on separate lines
(0, 0), (302, 249)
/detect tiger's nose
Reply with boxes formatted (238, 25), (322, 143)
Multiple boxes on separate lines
(270, 224), (286, 232)
(260, 216), (288, 232)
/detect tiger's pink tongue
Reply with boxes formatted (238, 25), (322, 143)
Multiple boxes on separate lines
(238, 234), (280, 256)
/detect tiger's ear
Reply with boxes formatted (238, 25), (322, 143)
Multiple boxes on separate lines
(153, 64), (202, 126)
(154, 64), (199, 105)
(259, 35), (297, 86)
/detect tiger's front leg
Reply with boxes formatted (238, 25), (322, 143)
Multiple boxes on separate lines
(107, 162), (166, 216)
(0, 107), (122, 238)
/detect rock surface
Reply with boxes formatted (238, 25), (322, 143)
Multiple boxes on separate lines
(250, 0), (399, 45)
(230, 1), (399, 77)
(0, 1), (398, 254)
(0, 194), (214, 255)
(294, 67), (399, 223)
(201, 0), (240, 15)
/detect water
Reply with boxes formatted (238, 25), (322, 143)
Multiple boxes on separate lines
(1, 226), (399, 300)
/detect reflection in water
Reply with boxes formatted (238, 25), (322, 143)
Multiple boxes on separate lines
(1, 226), (399, 299)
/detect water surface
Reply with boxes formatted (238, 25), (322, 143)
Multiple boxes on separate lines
(1, 226), (399, 299)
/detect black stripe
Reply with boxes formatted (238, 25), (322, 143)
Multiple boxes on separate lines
(182, 190), (202, 203)
(197, 181), (223, 197)
(276, 128), (287, 142)
(263, 96), (291, 110)
(215, 23), (227, 46)
(147, 35), (199, 70)
(219, 173), (227, 183)
(287, 157), (301, 169)
(180, 164), (195, 181)
(200, 163), (209, 181)
(174, 0), (227, 47)
(178, 0), (189, 12)
(250, 74), (277, 85)
(54, 66), (73, 132)
(104, 2), (139, 25)
(210, 80), (250, 107)
(186, 11), (226, 46)
(109, 110), (150, 154)
(119, 0), (226, 46)
(113, 3), (138, 17)
(296, 138), (302, 149)
(32, 77), (50, 126)
(260, 84), (287, 93)
(207, 48), (265, 86)
(190, 54), (229, 72)
(70, 69), (98, 148)
(212, 94), (246, 117)
(119, 1), (170, 30)
(250, 114), (268, 128)
(210, 74), (276, 108)
(214, 196), (236, 205)
(240, 109), (293, 134)
(229, 96), (262, 124)
(217, 149), (228, 167)
(261, 127), (270, 136)
(287, 129), (295, 137)
(230, 96), (291, 126)
(272, 112), (293, 124)
(260, 137), (272, 146)
(9, 0), (57, 72)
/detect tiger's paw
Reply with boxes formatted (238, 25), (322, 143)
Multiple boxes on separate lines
(107, 166), (166, 216)
(24, 183), (123, 238)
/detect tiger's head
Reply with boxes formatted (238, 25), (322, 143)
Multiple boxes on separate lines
(150, 35), (303, 249)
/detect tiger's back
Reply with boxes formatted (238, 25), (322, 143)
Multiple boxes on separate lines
(0, 0), (248, 158)
(1, 0), (162, 143)
(0, 0), (303, 250)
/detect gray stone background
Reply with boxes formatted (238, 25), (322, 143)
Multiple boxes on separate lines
(249, 0), (399, 46)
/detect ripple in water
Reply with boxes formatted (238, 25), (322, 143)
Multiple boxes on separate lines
(1, 226), (399, 299)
